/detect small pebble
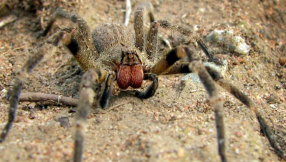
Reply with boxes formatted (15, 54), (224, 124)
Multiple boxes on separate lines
(178, 148), (185, 158)
(279, 57), (286, 66)
(266, 93), (280, 104)
(235, 131), (243, 138)
(57, 117), (71, 128)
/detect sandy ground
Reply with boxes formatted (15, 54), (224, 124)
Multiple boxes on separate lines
(0, 0), (286, 162)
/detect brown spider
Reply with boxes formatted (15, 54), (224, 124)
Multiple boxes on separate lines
(0, 2), (285, 162)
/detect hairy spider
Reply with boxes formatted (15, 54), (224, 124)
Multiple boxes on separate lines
(0, 2), (285, 162)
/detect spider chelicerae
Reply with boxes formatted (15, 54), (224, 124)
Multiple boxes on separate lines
(0, 2), (285, 162)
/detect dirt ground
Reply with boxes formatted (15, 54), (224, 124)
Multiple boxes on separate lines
(0, 0), (286, 162)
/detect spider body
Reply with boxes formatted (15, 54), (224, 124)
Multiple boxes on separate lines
(0, 2), (285, 162)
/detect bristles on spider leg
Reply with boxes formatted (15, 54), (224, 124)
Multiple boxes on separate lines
(74, 70), (97, 162)
(74, 69), (110, 161)
(74, 88), (95, 162)
(1, 28), (82, 143)
(195, 65), (226, 162)
(74, 126), (84, 162)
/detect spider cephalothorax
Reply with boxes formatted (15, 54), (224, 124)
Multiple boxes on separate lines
(0, 2), (285, 162)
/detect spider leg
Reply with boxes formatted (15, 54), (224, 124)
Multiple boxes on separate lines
(160, 62), (191, 75)
(186, 47), (227, 162)
(205, 66), (286, 160)
(187, 52), (285, 160)
(0, 28), (73, 142)
(73, 69), (113, 162)
(150, 46), (188, 75)
(150, 19), (285, 159)
(148, 37), (227, 161)
(0, 48), (44, 142)
(134, 2), (155, 52)
(42, 9), (99, 70)
(43, 9), (90, 38)
(39, 10), (118, 161)
(73, 70), (96, 162)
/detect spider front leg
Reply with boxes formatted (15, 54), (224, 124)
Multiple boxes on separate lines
(74, 69), (115, 162)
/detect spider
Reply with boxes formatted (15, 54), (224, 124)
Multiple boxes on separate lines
(0, 2), (285, 162)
